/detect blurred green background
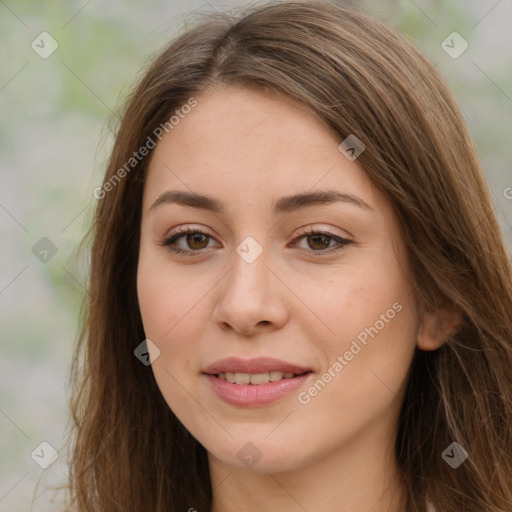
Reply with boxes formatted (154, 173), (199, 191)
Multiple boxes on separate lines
(1, 0), (511, 509)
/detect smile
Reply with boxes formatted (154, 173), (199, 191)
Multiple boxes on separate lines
(203, 357), (313, 407)
(217, 371), (302, 385)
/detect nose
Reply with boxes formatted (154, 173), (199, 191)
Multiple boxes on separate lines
(212, 246), (289, 337)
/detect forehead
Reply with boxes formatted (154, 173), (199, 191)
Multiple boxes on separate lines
(150, 86), (338, 163)
(143, 86), (379, 216)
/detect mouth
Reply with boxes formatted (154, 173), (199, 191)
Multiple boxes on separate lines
(215, 370), (310, 385)
(203, 357), (313, 407)
(203, 356), (311, 376)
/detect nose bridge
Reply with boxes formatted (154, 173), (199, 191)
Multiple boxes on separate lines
(228, 235), (271, 300)
(213, 234), (288, 334)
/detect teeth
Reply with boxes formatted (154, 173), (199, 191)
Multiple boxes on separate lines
(218, 371), (299, 385)
(235, 373), (251, 385)
(250, 373), (269, 385)
(269, 371), (284, 382)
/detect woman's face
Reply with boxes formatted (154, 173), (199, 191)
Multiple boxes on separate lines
(137, 86), (421, 474)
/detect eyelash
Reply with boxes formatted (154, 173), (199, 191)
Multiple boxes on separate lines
(157, 225), (352, 257)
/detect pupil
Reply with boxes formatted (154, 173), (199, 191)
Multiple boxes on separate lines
(188, 233), (208, 249)
(309, 234), (329, 250)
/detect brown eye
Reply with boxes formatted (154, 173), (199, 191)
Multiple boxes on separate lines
(306, 233), (332, 251)
(160, 227), (218, 256)
(293, 228), (352, 255)
(186, 233), (209, 250)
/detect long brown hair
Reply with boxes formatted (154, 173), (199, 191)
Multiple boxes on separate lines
(65, 1), (512, 510)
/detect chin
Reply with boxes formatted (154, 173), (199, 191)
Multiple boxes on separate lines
(203, 432), (315, 474)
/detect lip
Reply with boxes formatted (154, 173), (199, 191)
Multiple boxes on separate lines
(205, 373), (312, 407)
(203, 357), (310, 375)
(203, 357), (313, 407)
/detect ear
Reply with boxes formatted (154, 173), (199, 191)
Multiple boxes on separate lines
(417, 308), (463, 351)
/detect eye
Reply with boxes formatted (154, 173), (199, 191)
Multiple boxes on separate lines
(157, 225), (352, 257)
(291, 226), (352, 254)
(158, 225), (219, 256)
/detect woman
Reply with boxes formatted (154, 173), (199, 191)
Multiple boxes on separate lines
(66, 1), (512, 511)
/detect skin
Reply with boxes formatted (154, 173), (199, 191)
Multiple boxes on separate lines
(137, 85), (453, 511)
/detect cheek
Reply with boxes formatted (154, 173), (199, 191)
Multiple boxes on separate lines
(308, 268), (418, 409)
(136, 267), (171, 341)
(137, 260), (204, 417)
(293, 288), (417, 453)
(137, 249), (202, 341)
(136, 255), (213, 386)
(298, 262), (419, 420)
(296, 253), (416, 354)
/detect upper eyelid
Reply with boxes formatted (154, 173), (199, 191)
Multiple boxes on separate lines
(164, 225), (347, 242)
(166, 225), (218, 242)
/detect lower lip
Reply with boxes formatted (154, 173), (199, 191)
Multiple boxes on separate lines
(205, 373), (312, 407)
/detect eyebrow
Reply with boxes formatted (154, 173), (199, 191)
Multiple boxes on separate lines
(149, 189), (373, 214)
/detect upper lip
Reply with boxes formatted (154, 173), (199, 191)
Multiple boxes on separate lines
(203, 357), (311, 375)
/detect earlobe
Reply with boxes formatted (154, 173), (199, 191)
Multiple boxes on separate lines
(417, 308), (463, 351)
